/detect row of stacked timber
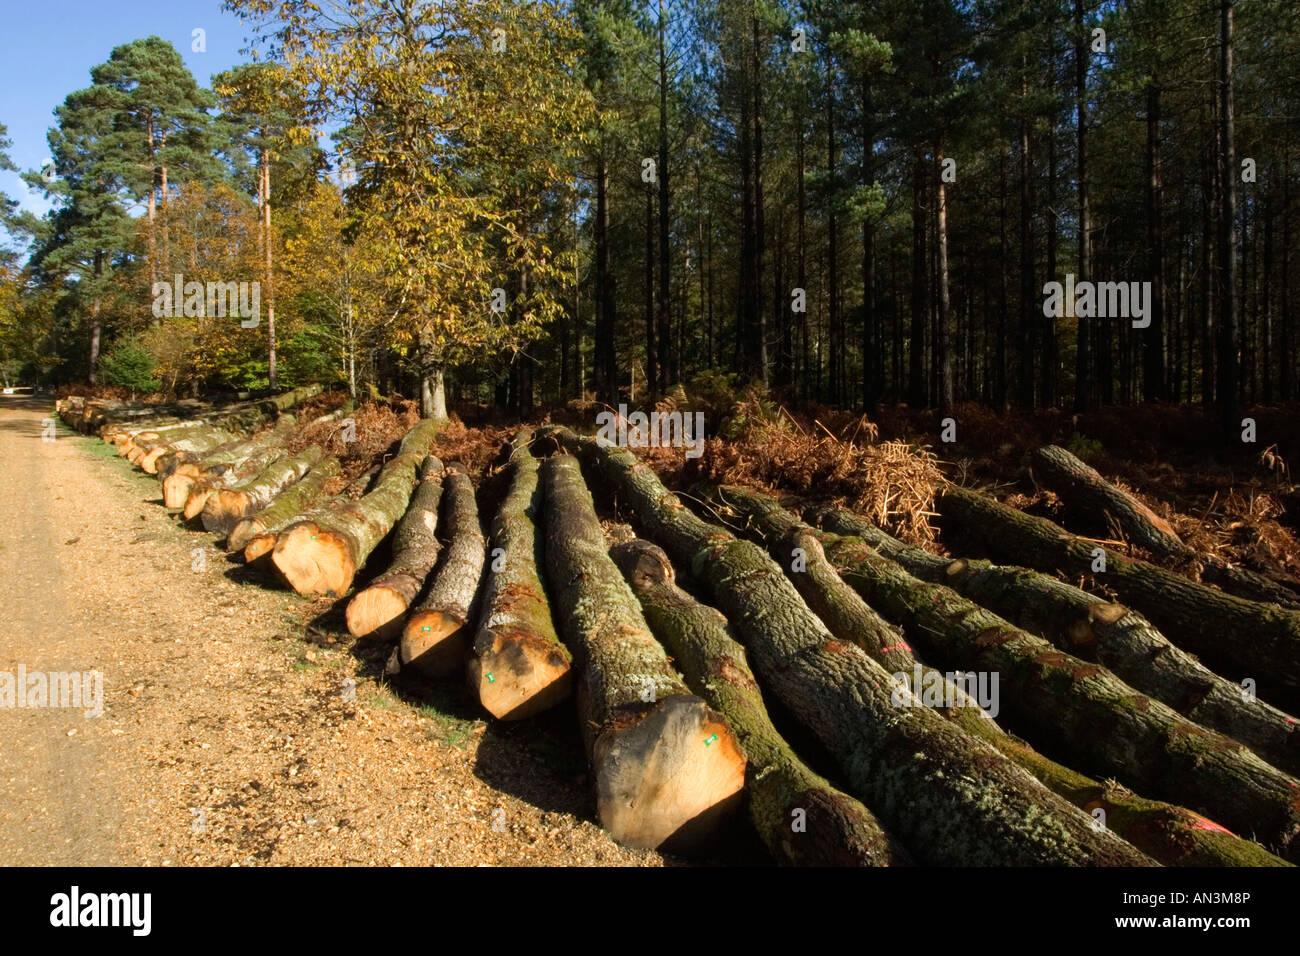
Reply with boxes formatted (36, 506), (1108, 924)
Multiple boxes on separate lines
(810, 504), (1300, 779)
(936, 483), (1300, 713)
(71, 393), (1300, 864)
(699, 483), (1295, 865)
(272, 419), (443, 597)
(538, 426), (1152, 865)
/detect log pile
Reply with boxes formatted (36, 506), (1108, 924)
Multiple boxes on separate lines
(64, 393), (1300, 866)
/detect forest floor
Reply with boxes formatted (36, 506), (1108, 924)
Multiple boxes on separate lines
(0, 396), (670, 867)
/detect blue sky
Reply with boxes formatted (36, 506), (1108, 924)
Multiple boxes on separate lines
(1, 0), (261, 218)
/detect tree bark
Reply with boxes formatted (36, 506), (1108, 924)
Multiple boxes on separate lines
(345, 456), (444, 641)
(400, 462), (485, 676)
(783, 519), (1300, 861)
(205, 444), (326, 537)
(1218, 0), (1239, 435)
(611, 538), (910, 866)
(163, 415), (296, 510)
(718, 490), (1290, 866)
(1031, 444), (1300, 607)
(814, 505), (1300, 780)
(541, 427), (1151, 865)
(542, 453), (745, 850)
(467, 430), (572, 720)
(1074, 0), (1092, 411)
(1032, 444), (1190, 556)
(937, 484), (1300, 712)
(232, 457), (342, 557)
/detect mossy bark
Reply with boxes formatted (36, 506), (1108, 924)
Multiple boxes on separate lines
(937, 484), (1300, 713)
(232, 457), (341, 558)
(401, 463), (486, 676)
(540, 426), (1152, 866)
(815, 505), (1300, 779)
(345, 456), (445, 640)
(612, 537), (910, 866)
(467, 431), (572, 720)
(541, 454), (745, 851)
(273, 418), (443, 597)
(204, 445), (327, 537)
(796, 520), (1300, 862)
(1031, 444), (1300, 608)
(719, 487), (1291, 867)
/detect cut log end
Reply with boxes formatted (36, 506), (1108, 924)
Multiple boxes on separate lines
(229, 518), (268, 555)
(401, 609), (470, 677)
(162, 473), (197, 509)
(182, 486), (214, 520)
(207, 489), (252, 533)
(140, 447), (168, 474)
(272, 523), (356, 597)
(345, 586), (410, 641)
(591, 694), (745, 851)
(243, 533), (278, 564)
(468, 626), (573, 721)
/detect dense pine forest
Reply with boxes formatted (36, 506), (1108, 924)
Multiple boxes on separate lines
(2, 0), (1298, 432)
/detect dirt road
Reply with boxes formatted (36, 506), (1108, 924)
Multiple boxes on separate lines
(0, 397), (661, 866)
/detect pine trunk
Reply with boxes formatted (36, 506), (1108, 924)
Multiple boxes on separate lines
(400, 463), (485, 676)
(345, 456), (444, 641)
(541, 453), (745, 851)
(612, 538), (910, 866)
(467, 431), (572, 719)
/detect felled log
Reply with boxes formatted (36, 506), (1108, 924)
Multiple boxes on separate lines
(138, 425), (242, 475)
(144, 385), (322, 476)
(345, 455), (445, 641)
(164, 416), (297, 511)
(717, 487), (1290, 866)
(182, 443), (290, 520)
(542, 454), (745, 851)
(232, 457), (341, 558)
(1032, 444), (1300, 608)
(272, 419), (442, 597)
(612, 538), (909, 866)
(1032, 444), (1192, 556)
(466, 431), (572, 720)
(204, 445), (325, 536)
(788, 522), (1300, 861)
(938, 484), (1300, 712)
(815, 505), (1300, 779)
(399, 463), (485, 676)
(542, 427), (1150, 865)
